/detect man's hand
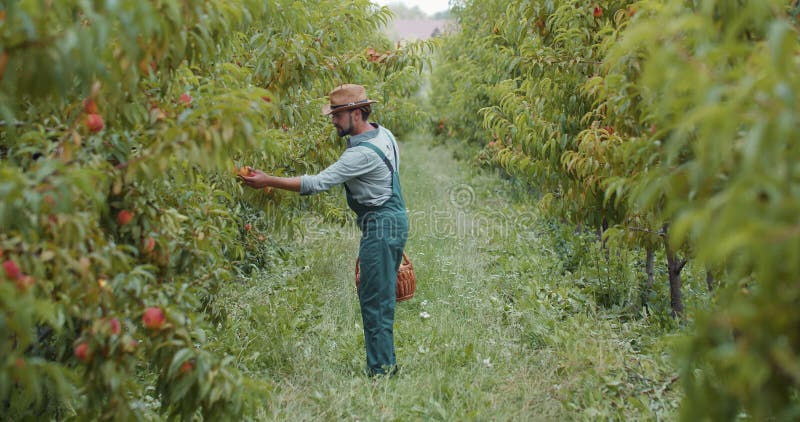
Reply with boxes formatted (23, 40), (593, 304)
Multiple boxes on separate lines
(239, 169), (270, 189)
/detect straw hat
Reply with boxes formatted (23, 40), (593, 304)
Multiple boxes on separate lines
(321, 84), (379, 115)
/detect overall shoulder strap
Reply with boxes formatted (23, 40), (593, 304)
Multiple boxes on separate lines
(382, 128), (400, 167)
(356, 142), (394, 174)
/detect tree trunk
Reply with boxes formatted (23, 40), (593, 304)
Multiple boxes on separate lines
(705, 270), (714, 292)
(663, 224), (686, 318)
(642, 245), (655, 310)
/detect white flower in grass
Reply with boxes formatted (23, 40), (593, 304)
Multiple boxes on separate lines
(421, 300), (428, 307)
(419, 311), (431, 319)
(482, 358), (492, 368)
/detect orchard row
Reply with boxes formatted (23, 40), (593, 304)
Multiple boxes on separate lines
(431, 0), (800, 419)
(0, 1), (429, 419)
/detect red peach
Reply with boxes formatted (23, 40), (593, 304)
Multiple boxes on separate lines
(238, 166), (255, 177)
(149, 106), (167, 122)
(83, 98), (98, 114)
(179, 93), (192, 106)
(74, 342), (91, 362)
(86, 113), (104, 133)
(143, 236), (156, 253)
(109, 318), (121, 335)
(15, 275), (35, 291)
(142, 307), (166, 329)
(139, 59), (156, 75)
(3, 260), (21, 280)
(117, 210), (134, 225)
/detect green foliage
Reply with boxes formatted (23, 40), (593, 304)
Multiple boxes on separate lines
(603, 1), (800, 419)
(432, 0), (636, 229)
(433, 0), (800, 418)
(1, 0), (428, 418)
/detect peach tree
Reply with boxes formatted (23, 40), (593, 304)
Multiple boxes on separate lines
(597, 0), (800, 419)
(433, 0), (800, 418)
(432, 0), (659, 311)
(1, 0), (428, 419)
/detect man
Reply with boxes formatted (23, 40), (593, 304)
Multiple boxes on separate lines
(240, 84), (409, 377)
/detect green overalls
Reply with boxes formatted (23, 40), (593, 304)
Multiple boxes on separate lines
(345, 140), (408, 376)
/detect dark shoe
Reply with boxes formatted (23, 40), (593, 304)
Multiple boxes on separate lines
(366, 364), (400, 378)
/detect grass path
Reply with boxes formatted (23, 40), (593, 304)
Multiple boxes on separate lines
(219, 133), (679, 420)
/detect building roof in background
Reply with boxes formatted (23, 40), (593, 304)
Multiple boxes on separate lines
(384, 19), (453, 41)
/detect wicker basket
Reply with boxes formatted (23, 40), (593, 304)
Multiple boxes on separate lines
(355, 252), (416, 302)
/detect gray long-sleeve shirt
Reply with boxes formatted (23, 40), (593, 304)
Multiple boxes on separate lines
(300, 123), (400, 206)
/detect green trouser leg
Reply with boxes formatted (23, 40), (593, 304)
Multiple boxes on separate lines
(358, 215), (407, 376)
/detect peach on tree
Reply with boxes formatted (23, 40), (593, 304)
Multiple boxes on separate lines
(142, 307), (166, 329)
(74, 342), (91, 363)
(117, 210), (134, 225)
(108, 318), (121, 335)
(3, 260), (21, 280)
(82, 98), (98, 114)
(85, 113), (104, 133)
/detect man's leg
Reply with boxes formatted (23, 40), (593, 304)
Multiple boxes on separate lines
(358, 235), (398, 376)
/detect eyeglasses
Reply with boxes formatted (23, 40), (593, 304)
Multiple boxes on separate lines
(330, 110), (352, 121)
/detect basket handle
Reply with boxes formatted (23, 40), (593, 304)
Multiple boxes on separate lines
(401, 252), (412, 268)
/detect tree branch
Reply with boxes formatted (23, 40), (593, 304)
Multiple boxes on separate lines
(677, 259), (687, 273)
(626, 226), (666, 237)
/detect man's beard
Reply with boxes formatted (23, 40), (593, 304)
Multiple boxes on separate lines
(336, 125), (351, 137)
(335, 114), (353, 137)
(334, 113), (353, 138)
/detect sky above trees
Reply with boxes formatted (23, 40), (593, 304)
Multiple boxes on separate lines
(372, 0), (451, 17)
